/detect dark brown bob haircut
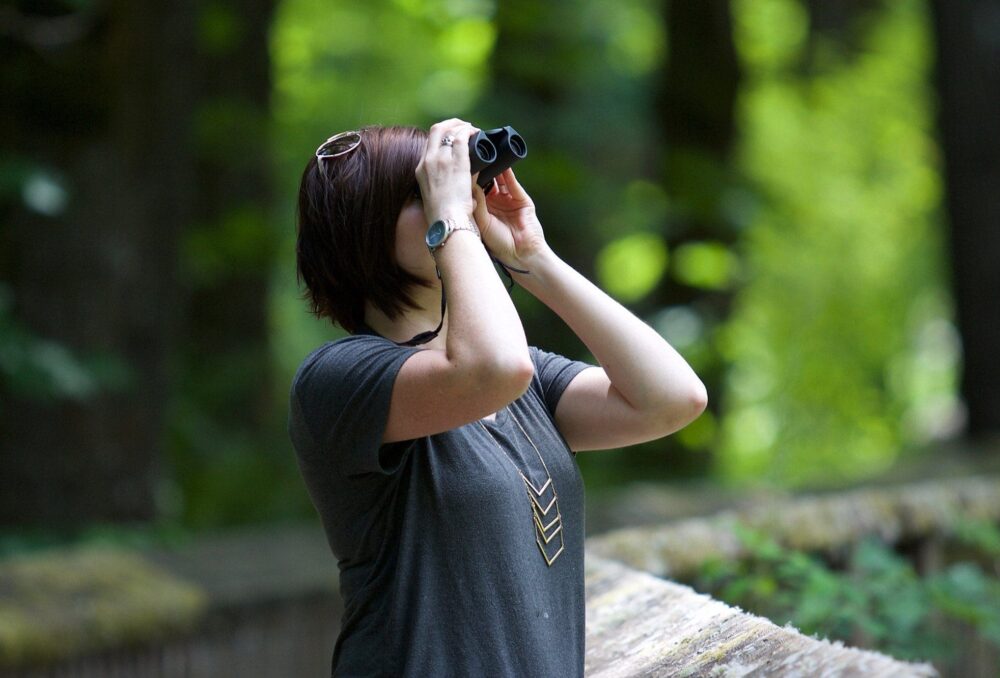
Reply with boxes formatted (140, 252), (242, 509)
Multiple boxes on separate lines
(296, 125), (431, 334)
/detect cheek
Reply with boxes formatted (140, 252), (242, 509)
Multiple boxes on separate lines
(394, 204), (429, 269)
(405, 207), (427, 243)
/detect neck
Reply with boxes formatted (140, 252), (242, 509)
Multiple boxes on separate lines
(363, 283), (448, 350)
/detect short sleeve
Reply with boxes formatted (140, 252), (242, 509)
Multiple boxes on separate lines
(288, 335), (418, 477)
(529, 346), (594, 416)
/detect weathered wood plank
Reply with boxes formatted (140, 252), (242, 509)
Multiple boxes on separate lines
(584, 554), (938, 677)
(1, 522), (941, 676)
(586, 476), (1000, 579)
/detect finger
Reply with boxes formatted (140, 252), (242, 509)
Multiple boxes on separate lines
(428, 123), (471, 162)
(498, 168), (527, 199)
(445, 122), (476, 150)
(426, 118), (469, 153)
(490, 172), (510, 197)
(440, 125), (476, 181)
(429, 118), (468, 138)
(483, 176), (511, 202)
(460, 123), (479, 139)
(458, 124), (481, 156)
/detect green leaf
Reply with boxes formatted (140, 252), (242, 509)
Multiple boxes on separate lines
(595, 233), (668, 302)
(671, 241), (740, 290)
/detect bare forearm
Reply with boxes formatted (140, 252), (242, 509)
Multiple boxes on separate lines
(514, 246), (706, 411)
(434, 225), (531, 377)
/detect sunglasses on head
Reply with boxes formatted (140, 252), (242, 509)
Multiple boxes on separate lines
(315, 130), (362, 180)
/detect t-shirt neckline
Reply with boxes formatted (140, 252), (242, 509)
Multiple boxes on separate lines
(354, 321), (435, 349)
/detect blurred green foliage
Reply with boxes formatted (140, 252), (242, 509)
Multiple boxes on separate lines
(3, 4), (994, 669)
(0, 0), (965, 534)
(266, 0), (959, 497)
(0, 155), (129, 405)
(268, 0), (499, 383)
(716, 0), (958, 487)
(0, 285), (130, 406)
(596, 233), (669, 302)
(0, 520), (195, 560)
(694, 519), (1000, 667)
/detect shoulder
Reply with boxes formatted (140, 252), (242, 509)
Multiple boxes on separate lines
(526, 345), (596, 414)
(301, 333), (396, 364)
(527, 345), (591, 376)
(291, 334), (409, 394)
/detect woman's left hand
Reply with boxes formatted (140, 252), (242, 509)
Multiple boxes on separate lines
(473, 168), (549, 272)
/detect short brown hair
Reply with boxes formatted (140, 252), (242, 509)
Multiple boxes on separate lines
(295, 125), (431, 333)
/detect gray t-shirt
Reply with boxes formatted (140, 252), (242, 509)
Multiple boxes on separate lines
(288, 332), (592, 677)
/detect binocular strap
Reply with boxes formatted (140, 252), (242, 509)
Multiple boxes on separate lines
(395, 252), (528, 348)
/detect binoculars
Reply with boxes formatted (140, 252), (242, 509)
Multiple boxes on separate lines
(469, 126), (527, 193)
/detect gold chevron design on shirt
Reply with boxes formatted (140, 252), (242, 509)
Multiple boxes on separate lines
(537, 537), (565, 566)
(533, 512), (560, 533)
(527, 491), (558, 516)
(524, 477), (552, 496)
(478, 414), (566, 567)
(539, 523), (563, 544)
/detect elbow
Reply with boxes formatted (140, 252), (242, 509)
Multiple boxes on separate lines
(499, 353), (535, 401)
(676, 380), (709, 427)
(513, 354), (536, 394)
(689, 381), (709, 419)
(472, 352), (534, 406)
(652, 380), (708, 435)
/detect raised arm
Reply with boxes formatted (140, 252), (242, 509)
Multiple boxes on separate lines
(478, 169), (707, 451)
(379, 120), (533, 444)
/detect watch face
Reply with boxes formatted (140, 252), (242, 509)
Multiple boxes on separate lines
(425, 220), (447, 249)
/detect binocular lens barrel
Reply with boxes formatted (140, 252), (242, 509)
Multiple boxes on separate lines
(469, 126), (527, 192)
(507, 135), (526, 157)
(470, 138), (497, 174)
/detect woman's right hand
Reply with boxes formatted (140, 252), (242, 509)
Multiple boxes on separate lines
(415, 119), (479, 222)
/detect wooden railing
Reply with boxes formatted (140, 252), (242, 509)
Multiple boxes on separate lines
(585, 476), (1000, 581)
(13, 473), (998, 677)
(584, 553), (935, 676)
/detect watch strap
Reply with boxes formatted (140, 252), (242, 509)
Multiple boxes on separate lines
(429, 215), (480, 253)
(446, 215), (480, 240)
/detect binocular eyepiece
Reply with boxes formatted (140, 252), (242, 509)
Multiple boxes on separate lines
(469, 126), (527, 193)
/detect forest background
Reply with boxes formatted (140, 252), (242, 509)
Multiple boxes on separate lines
(1, 0), (997, 550)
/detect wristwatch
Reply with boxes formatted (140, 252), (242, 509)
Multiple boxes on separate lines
(425, 215), (480, 253)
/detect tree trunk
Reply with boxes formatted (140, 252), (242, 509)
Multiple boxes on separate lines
(649, 0), (742, 474)
(482, 0), (604, 354)
(658, 1), (741, 159)
(0, 1), (197, 528)
(802, 0), (883, 60)
(162, 0), (278, 527)
(929, 0), (1000, 440)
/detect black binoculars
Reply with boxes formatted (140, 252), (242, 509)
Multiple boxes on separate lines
(469, 126), (527, 193)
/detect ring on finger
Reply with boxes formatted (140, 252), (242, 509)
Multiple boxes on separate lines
(441, 135), (455, 147)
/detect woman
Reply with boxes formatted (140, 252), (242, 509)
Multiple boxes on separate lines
(289, 118), (707, 677)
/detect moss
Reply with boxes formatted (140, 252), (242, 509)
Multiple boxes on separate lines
(0, 546), (207, 669)
(588, 476), (1000, 580)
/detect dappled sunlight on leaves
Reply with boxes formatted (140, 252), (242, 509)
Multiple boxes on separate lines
(716, 0), (956, 488)
(596, 233), (668, 303)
